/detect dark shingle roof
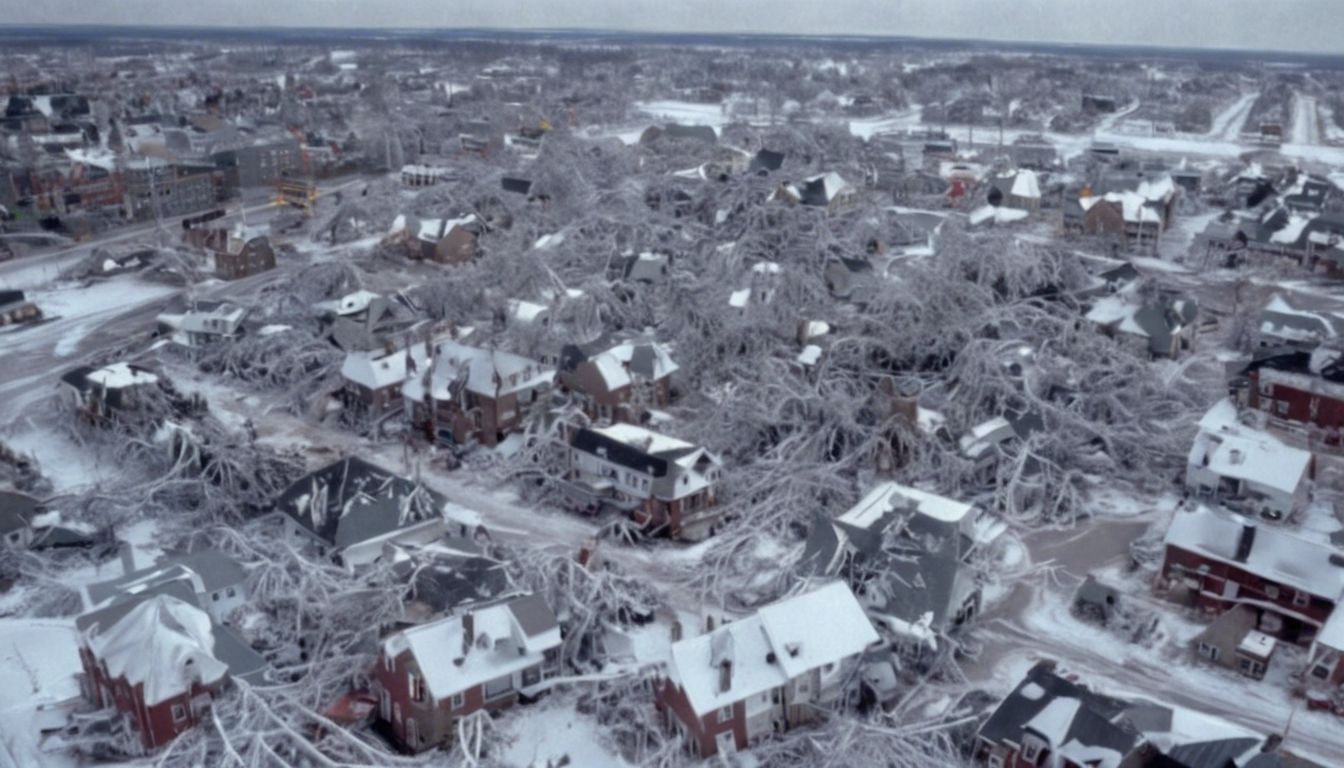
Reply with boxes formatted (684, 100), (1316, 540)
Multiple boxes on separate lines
(275, 457), (446, 548)
(571, 428), (670, 477)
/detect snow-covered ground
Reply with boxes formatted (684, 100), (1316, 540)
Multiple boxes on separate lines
(496, 696), (632, 768)
(0, 620), (82, 768)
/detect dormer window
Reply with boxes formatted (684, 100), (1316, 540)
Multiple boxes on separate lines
(1021, 734), (1046, 765)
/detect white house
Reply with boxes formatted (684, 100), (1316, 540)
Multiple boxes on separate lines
(1186, 400), (1312, 520)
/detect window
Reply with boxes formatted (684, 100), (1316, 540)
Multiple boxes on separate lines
(1276, 400), (1289, 416)
(1293, 591), (1310, 608)
(1258, 379), (1273, 396)
(717, 706), (733, 724)
(409, 673), (426, 703)
(1198, 642), (1220, 661)
(171, 703), (187, 722)
(988, 755), (1005, 768)
(211, 592), (220, 601)
(1312, 664), (1331, 680)
(406, 717), (419, 746)
(1021, 736), (1045, 764)
(484, 675), (513, 700)
(226, 588), (236, 598)
(451, 692), (464, 709)
(1265, 585), (1280, 600)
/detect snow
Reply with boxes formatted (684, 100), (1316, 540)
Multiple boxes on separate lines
(839, 481), (973, 528)
(84, 594), (228, 706)
(969, 204), (1029, 226)
(1269, 215), (1311, 245)
(497, 697), (632, 768)
(0, 619), (82, 768)
(382, 598), (559, 701)
(593, 423), (694, 455)
(1010, 169), (1041, 199)
(667, 581), (875, 716)
(728, 288), (750, 308)
(796, 344), (823, 366)
(632, 100), (727, 133)
(1188, 401), (1311, 496)
(1164, 505), (1344, 600)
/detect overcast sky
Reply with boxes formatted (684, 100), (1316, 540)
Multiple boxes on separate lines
(6, 0), (1340, 54)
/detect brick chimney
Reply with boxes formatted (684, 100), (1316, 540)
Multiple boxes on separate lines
(718, 660), (732, 693)
(462, 611), (474, 657)
(1235, 523), (1257, 563)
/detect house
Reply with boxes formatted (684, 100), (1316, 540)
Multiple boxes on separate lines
(316, 289), (422, 352)
(565, 423), (724, 540)
(76, 587), (268, 751)
(60, 362), (160, 422)
(749, 149), (785, 175)
(972, 660), (1296, 768)
(1085, 287), (1199, 359)
(728, 261), (782, 313)
(384, 532), (509, 626)
(212, 231), (276, 281)
(655, 582), (878, 759)
(557, 335), (679, 423)
(371, 592), (561, 752)
(1305, 609), (1344, 696)
(800, 483), (1005, 651)
(82, 548), (250, 625)
(1236, 349), (1344, 452)
(1066, 176), (1178, 252)
(0, 289), (41, 326)
(400, 164), (451, 187)
(822, 256), (877, 301)
(772, 172), (856, 211)
(1192, 604), (1277, 680)
(274, 456), (450, 567)
(1158, 504), (1344, 645)
(392, 213), (481, 265)
(403, 341), (554, 448)
(340, 343), (430, 416)
(959, 411), (1045, 486)
(1185, 400), (1312, 521)
(1250, 295), (1344, 351)
(986, 169), (1042, 212)
(155, 301), (248, 348)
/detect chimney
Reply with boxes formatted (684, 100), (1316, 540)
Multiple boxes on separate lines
(462, 611), (474, 656)
(718, 660), (732, 693)
(671, 620), (683, 642)
(1235, 524), (1257, 563)
(118, 541), (138, 575)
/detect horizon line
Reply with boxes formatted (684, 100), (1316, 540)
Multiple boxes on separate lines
(0, 22), (1340, 61)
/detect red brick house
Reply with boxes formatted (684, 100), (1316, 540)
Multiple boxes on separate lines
(1239, 350), (1344, 451)
(403, 341), (554, 447)
(76, 587), (267, 751)
(556, 335), (679, 423)
(566, 423), (723, 540)
(371, 593), (561, 752)
(655, 582), (877, 759)
(1306, 610), (1344, 700)
(1157, 505), (1344, 646)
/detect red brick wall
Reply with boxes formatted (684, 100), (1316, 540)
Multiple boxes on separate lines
(1249, 370), (1344, 436)
(1161, 545), (1335, 642)
(80, 644), (220, 750)
(654, 678), (746, 758)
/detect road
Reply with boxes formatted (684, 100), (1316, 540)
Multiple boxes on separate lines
(1292, 94), (1321, 147)
(962, 516), (1344, 764)
(1208, 92), (1260, 143)
(0, 176), (366, 290)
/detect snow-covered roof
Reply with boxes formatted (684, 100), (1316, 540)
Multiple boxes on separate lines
(1163, 505), (1344, 601)
(969, 204), (1029, 226)
(327, 289), (380, 316)
(797, 344), (823, 366)
(1010, 169), (1041, 199)
(1318, 606), (1344, 651)
(839, 482), (974, 529)
(1270, 214), (1311, 245)
(728, 288), (751, 308)
(666, 582), (876, 716)
(584, 339), (680, 390)
(83, 594), (228, 706)
(592, 422), (695, 457)
(507, 299), (550, 325)
(382, 593), (560, 701)
(417, 341), (554, 400)
(1187, 400), (1311, 496)
(86, 362), (159, 389)
(341, 345), (429, 390)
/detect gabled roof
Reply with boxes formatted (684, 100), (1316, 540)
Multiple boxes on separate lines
(1187, 401), (1311, 497)
(666, 582), (876, 716)
(409, 341), (553, 402)
(82, 592), (230, 706)
(1164, 505), (1344, 600)
(85, 549), (246, 610)
(978, 663), (1136, 760)
(275, 457), (446, 549)
(381, 592), (560, 701)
